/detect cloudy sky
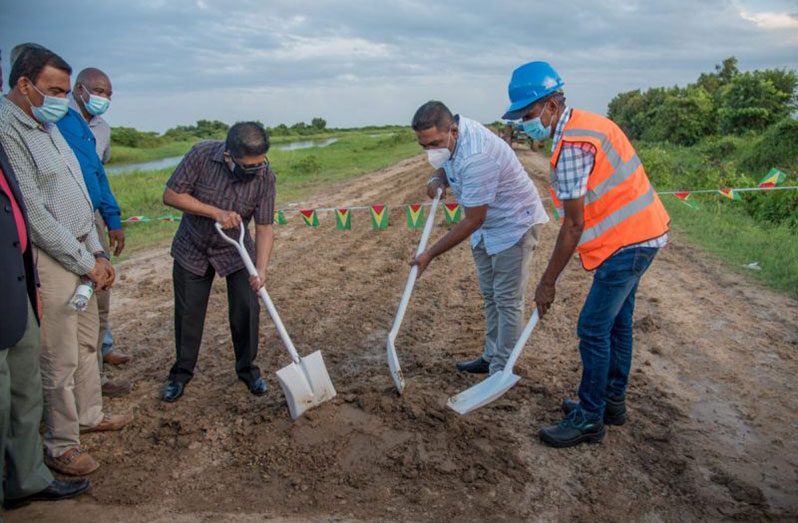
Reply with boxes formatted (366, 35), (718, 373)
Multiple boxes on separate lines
(2, 0), (796, 132)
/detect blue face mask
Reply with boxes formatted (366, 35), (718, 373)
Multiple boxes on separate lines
(82, 85), (111, 116)
(27, 83), (69, 124)
(521, 116), (551, 141)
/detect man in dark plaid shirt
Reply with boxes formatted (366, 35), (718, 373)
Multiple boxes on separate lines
(161, 122), (275, 402)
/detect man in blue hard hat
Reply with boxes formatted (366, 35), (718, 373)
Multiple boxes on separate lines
(410, 100), (549, 376)
(503, 61), (669, 448)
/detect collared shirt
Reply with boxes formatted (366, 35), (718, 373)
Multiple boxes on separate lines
(443, 115), (549, 256)
(550, 107), (668, 251)
(58, 106), (122, 230)
(71, 95), (111, 163)
(166, 140), (276, 277)
(0, 166), (27, 254)
(0, 97), (102, 275)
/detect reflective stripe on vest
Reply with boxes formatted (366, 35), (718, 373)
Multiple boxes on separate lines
(578, 186), (655, 246)
(563, 128), (642, 205)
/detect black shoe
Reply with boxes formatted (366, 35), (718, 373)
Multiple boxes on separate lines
(561, 396), (627, 426)
(539, 408), (606, 448)
(3, 479), (91, 509)
(162, 380), (185, 402)
(246, 376), (268, 396)
(455, 356), (490, 374)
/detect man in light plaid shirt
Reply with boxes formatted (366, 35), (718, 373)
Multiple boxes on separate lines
(0, 45), (133, 477)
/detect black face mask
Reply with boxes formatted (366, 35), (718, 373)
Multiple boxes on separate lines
(227, 158), (266, 183)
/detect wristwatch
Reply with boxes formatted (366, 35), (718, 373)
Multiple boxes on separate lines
(94, 251), (110, 261)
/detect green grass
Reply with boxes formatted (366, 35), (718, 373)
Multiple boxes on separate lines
(109, 129), (420, 258)
(108, 140), (197, 165)
(663, 197), (798, 297)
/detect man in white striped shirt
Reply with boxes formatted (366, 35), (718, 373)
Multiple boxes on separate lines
(411, 101), (549, 375)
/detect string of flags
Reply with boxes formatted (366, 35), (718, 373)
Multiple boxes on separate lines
(122, 168), (792, 225)
(661, 168), (791, 210)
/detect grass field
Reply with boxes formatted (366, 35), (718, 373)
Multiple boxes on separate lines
(662, 196), (798, 297)
(109, 129), (421, 258)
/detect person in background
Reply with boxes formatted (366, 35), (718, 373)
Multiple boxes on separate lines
(0, 45), (133, 477)
(58, 66), (132, 398)
(0, 46), (91, 512)
(160, 122), (275, 402)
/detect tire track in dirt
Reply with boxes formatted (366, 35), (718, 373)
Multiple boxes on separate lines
(11, 149), (797, 523)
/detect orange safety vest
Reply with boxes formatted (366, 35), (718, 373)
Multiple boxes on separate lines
(550, 109), (670, 270)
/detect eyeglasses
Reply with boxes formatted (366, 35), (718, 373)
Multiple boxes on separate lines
(232, 156), (270, 174)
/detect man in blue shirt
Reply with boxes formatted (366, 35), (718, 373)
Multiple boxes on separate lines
(56, 67), (132, 398)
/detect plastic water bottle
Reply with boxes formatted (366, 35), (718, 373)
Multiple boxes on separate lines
(69, 278), (95, 312)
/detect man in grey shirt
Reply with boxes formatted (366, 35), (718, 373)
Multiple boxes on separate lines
(0, 45), (132, 477)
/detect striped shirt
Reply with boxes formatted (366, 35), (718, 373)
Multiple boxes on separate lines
(0, 96), (103, 275)
(551, 107), (667, 251)
(443, 116), (549, 255)
(167, 141), (276, 277)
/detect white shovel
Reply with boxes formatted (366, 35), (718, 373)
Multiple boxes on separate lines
(216, 222), (336, 419)
(386, 187), (443, 394)
(446, 308), (541, 415)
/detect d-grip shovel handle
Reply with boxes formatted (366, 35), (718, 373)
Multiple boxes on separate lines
(215, 222), (302, 365)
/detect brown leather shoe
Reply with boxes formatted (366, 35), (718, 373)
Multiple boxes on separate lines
(102, 378), (132, 397)
(81, 413), (134, 434)
(45, 448), (99, 476)
(103, 350), (132, 365)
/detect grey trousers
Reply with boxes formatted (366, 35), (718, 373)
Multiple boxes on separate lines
(472, 225), (541, 375)
(0, 301), (54, 504)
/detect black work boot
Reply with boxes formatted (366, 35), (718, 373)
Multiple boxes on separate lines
(561, 396), (627, 426)
(539, 408), (606, 448)
(455, 356), (490, 374)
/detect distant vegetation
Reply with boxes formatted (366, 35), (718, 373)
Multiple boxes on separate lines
(607, 57), (797, 294)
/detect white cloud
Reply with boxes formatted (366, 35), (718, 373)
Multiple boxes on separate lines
(271, 36), (393, 61)
(739, 9), (798, 30)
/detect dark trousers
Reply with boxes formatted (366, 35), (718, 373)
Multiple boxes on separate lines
(576, 247), (659, 417)
(170, 260), (261, 385)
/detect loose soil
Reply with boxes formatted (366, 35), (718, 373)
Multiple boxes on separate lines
(10, 150), (798, 523)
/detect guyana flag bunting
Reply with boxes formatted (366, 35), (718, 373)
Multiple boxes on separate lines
(548, 187), (564, 223)
(406, 204), (425, 230)
(335, 208), (352, 230)
(300, 209), (319, 227)
(718, 188), (741, 201)
(274, 210), (288, 225)
(758, 168), (787, 189)
(443, 203), (462, 224)
(674, 192), (700, 210)
(370, 204), (389, 230)
(124, 216), (147, 223)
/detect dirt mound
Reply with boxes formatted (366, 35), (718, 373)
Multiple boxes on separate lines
(11, 150), (798, 523)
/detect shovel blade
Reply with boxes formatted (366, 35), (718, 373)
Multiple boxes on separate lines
(275, 350), (337, 420)
(386, 339), (406, 394)
(446, 371), (521, 415)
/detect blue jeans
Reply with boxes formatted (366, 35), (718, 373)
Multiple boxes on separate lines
(576, 247), (658, 417)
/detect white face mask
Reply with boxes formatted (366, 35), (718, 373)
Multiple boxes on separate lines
(426, 147), (451, 169)
(425, 125), (454, 168)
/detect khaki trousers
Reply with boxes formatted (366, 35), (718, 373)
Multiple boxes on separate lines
(35, 247), (104, 458)
(94, 211), (111, 386)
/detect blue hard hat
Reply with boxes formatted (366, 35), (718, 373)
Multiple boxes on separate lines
(502, 61), (564, 120)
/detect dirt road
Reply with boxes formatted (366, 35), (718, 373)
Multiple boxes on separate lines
(10, 149), (798, 522)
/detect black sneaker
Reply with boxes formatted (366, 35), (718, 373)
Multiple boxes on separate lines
(455, 356), (490, 374)
(539, 408), (605, 448)
(561, 396), (626, 426)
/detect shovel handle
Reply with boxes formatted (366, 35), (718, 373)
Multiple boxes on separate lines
(215, 223), (302, 365)
(388, 188), (442, 340)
